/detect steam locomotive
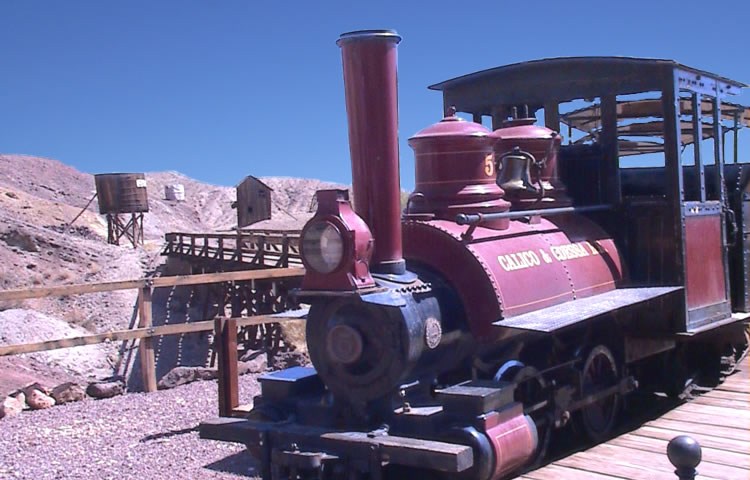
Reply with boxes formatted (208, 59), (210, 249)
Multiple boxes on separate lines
(201, 30), (749, 479)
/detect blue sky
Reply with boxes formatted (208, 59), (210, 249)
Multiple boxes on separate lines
(1, 1), (749, 190)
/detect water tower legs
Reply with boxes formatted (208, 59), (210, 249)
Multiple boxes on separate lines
(106, 212), (144, 248)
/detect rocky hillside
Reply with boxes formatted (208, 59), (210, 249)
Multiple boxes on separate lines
(0, 153), (341, 396)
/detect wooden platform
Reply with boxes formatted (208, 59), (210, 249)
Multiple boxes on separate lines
(518, 354), (750, 480)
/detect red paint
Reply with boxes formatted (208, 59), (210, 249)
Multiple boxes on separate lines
(301, 190), (376, 291)
(408, 112), (511, 227)
(481, 403), (537, 478)
(338, 30), (404, 273)
(685, 215), (727, 309)
(403, 215), (623, 340)
(491, 119), (569, 207)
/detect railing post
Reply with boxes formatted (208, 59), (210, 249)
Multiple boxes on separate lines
(164, 233), (174, 254)
(258, 236), (266, 266)
(137, 284), (157, 392)
(236, 231), (243, 263)
(215, 316), (239, 417)
(281, 236), (290, 267)
(667, 435), (702, 480)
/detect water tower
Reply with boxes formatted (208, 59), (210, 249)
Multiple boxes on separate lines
(94, 173), (149, 248)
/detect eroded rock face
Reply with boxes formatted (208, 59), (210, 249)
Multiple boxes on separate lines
(0, 395), (24, 419)
(52, 382), (86, 404)
(86, 379), (125, 399)
(26, 389), (56, 410)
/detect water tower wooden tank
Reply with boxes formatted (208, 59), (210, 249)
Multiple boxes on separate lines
(94, 173), (149, 247)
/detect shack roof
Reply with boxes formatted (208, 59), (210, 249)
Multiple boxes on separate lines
(429, 57), (747, 115)
(235, 175), (273, 191)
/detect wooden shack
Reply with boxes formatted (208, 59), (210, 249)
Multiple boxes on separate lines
(234, 176), (272, 228)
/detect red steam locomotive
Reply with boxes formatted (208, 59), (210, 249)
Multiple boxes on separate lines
(202, 30), (749, 479)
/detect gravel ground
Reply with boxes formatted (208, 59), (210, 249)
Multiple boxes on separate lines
(0, 375), (263, 480)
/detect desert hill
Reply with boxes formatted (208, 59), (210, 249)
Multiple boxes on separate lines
(0, 153), (342, 395)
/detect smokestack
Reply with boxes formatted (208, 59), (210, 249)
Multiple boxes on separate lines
(337, 30), (405, 275)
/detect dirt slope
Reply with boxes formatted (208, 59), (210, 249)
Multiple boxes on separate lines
(0, 153), (341, 394)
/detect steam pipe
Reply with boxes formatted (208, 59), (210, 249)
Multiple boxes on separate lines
(338, 30), (406, 275)
(455, 204), (613, 226)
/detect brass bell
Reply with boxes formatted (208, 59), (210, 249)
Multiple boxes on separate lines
(497, 147), (537, 194)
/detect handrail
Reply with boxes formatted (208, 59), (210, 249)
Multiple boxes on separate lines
(0, 267), (305, 302)
(0, 313), (304, 357)
(0, 267), (306, 393)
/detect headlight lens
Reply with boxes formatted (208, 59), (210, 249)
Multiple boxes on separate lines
(302, 221), (344, 273)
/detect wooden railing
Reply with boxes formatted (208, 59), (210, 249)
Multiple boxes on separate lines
(0, 268), (306, 402)
(163, 231), (302, 268)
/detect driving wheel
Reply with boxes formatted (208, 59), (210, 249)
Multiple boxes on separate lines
(579, 345), (621, 442)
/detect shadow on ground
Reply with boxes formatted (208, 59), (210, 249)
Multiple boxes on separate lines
(204, 451), (258, 478)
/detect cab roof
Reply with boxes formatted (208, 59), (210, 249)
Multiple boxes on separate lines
(429, 57), (747, 115)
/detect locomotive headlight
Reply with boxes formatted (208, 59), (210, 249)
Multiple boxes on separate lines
(302, 221), (345, 273)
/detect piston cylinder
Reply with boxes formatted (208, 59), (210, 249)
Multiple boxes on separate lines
(482, 404), (538, 479)
(337, 30), (405, 274)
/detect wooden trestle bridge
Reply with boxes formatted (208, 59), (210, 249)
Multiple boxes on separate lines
(162, 230), (302, 270)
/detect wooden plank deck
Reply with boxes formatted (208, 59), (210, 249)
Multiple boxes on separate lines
(518, 353), (750, 480)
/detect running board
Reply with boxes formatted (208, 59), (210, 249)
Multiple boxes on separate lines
(494, 287), (683, 333)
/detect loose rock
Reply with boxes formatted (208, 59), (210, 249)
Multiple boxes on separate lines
(26, 389), (56, 410)
(194, 367), (218, 381)
(52, 382), (86, 404)
(158, 366), (196, 389)
(158, 366), (218, 390)
(86, 379), (125, 399)
(238, 354), (268, 375)
(268, 350), (309, 371)
(14, 392), (27, 410)
(0, 395), (24, 419)
(20, 382), (50, 397)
